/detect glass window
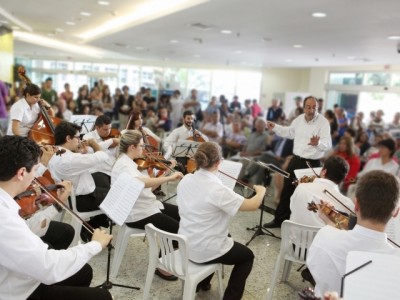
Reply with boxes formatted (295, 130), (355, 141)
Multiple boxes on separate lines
(92, 63), (118, 73)
(391, 73), (400, 87)
(164, 68), (188, 91)
(141, 66), (164, 98)
(358, 92), (400, 123)
(42, 60), (57, 69)
(56, 61), (74, 71)
(75, 62), (92, 72)
(329, 73), (363, 85)
(211, 70), (235, 103)
(236, 71), (262, 100)
(363, 72), (390, 86)
(119, 65), (140, 93)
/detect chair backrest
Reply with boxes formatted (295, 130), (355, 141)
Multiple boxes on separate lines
(281, 220), (321, 262)
(145, 223), (189, 277)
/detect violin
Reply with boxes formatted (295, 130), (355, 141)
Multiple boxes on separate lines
(18, 66), (62, 145)
(292, 175), (317, 186)
(308, 200), (351, 230)
(134, 154), (171, 172)
(14, 176), (64, 218)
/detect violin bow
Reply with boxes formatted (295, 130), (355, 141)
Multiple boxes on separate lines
(306, 161), (320, 178)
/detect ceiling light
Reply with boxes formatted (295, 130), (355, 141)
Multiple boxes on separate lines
(293, 44), (303, 48)
(80, 12), (91, 17)
(285, 59), (293, 62)
(234, 50), (242, 54)
(136, 46), (145, 50)
(221, 30), (232, 34)
(312, 12), (327, 18)
(0, 20), (8, 24)
(55, 28), (64, 32)
(66, 21), (75, 26)
(347, 56), (356, 60)
(13, 31), (104, 58)
(0, 6), (32, 31)
(98, 1), (110, 5)
(79, 0), (209, 41)
(169, 40), (179, 43)
(193, 54), (200, 58)
(388, 36), (400, 40)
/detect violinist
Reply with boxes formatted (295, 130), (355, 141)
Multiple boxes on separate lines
(6, 83), (53, 137)
(290, 156), (354, 228)
(176, 142), (266, 299)
(111, 130), (183, 280)
(48, 122), (112, 241)
(0, 135), (112, 300)
(307, 171), (400, 297)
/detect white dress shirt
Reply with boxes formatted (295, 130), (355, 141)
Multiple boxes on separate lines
(48, 148), (109, 196)
(307, 225), (399, 297)
(0, 188), (102, 300)
(111, 153), (163, 223)
(177, 169), (244, 263)
(273, 113), (332, 159)
(7, 98), (40, 137)
(163, 125), (209, 152)
(290, 178), (355, 228)
(358, 157), (399, 177)
(202, 121), (223, 143)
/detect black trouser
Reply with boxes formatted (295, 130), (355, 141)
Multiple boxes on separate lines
(28, 264), (112, 300)
(274, 156), (320, 224)
(126, 203), (180, 233)
(199, 241), (254, 300)
(41, 221), (74, 250)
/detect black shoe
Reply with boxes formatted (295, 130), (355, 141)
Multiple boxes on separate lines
(155, 269), (178, 281)
(196, 283), (211, 293)
(80, 228), (92, 243)
(301, 268), (316, 286)
(263, 220), (281, 228)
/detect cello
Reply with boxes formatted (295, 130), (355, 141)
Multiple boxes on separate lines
(18, 66), (62, 145)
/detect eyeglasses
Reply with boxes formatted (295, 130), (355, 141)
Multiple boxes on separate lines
(72, 135), (80, 140)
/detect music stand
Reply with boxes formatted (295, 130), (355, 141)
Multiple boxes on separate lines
(172, 139), (201, 158)
(70, 115), (97, 135)
(245, 160), (285, 245)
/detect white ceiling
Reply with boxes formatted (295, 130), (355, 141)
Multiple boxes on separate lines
(3, 0), (400, 68)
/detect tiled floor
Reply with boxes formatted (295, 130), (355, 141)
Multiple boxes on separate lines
(83, 184), (310, 299)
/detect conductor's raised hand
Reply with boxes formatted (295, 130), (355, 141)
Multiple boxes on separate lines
(308, 135), (320, 146)
(92, 229), (113, 249)
(266, 121), (275, 131)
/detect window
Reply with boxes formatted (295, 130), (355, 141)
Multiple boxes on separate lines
(329, 73), (363, 85)
(236, 71), (262, 100)
(211, 70), (236, 102)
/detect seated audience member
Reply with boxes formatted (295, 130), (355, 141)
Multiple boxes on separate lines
(307, 170), (400, 297)
(290, 156), (354, 228)
(324, 110), (339, 146)
(266, 98), (284, 123)
(368, 109), (385, 135)
(333, 136), (360, 192)
(0, 135), (112, 300)
(221, 121), (247, 158)
(354, 130), (371, 158)
(201, 111), (224, 143)
(155, 107), (172, 134)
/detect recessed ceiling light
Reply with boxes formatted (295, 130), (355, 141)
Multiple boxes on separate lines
(193, 54), (200, 58)
(0, 20), (8, 24)
(98, 1), (110, 5)
(136, 46), (145, 50)
(312, 12), (327, 18)
(80, 12), (91, 17)
(234, 50), (242, 54)
(66, 21), (75, 26)
(55, 28), (64, 32)
(11, 26), (20, 30)
(347, 56), (356, 60)
(285, 59), (293, 62)
(388, 36), (400, 40)
(293, 44), (303, 48)
(169, 40), (179, 44)
(221, 30), (232, 34)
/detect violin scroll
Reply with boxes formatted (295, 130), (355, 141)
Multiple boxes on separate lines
(292, 175), (317, 186)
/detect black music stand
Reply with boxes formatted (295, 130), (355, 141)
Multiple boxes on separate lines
(96, 218), (140, 291)
(244, 159), (286, 245)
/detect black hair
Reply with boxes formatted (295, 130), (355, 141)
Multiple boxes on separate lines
(323, 156), (349, 184)
(183, 110), (194, 118)
(54, 121), (82, 145)
(23, 83), (41, 97)
(0, 136), (41, 181)
(95, 115), (112, 127)
(303, 96), (317, 108)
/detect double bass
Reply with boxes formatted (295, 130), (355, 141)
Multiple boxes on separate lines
(18, 66), (62, 145)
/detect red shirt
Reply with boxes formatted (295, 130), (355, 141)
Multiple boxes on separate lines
(335, 151), (360, 191)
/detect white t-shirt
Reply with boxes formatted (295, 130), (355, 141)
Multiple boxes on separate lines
(177, 169), (244, 263)
(358, 157), (399, 177)
(111, 153), (163, 223)
(7, 98), (40, 137)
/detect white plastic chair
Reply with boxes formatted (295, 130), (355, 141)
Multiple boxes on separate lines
(68, 190), (104, 245)
(143, 223), (224, 300)
(266, 220), (320, 300)
(110, 224), (146, 277)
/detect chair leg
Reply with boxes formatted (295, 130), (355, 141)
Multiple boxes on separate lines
(110, 227), (129, 278)
(142, 262), (157, 300)
(281, 260), (292, 282)
(182, 278), (196, 300)
(266, 253), (282, 300)
(216, 266), (224, 299)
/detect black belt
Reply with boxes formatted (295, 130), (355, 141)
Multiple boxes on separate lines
(293, 155), (320, 163)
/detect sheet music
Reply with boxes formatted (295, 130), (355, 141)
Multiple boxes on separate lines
(344, 251), (400, 299)
(293, 167), (322, 179)
(385, 215), (400, 245)
(69, 115), (97, 134)
(217, 160), (242, 190)
(99, 173), (144, 226)
(172, 140), (202, 158)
